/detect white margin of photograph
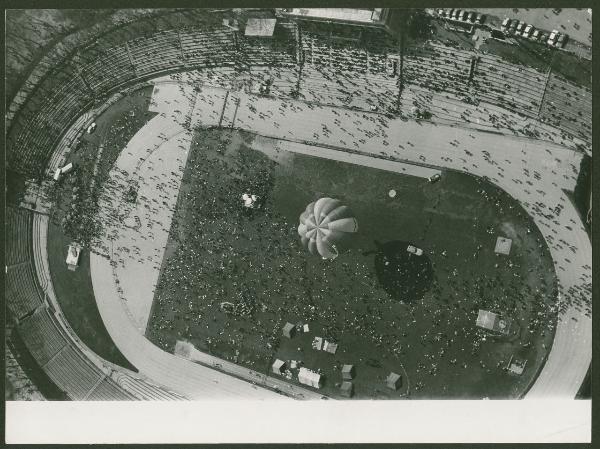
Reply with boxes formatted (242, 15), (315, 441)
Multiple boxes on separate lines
(6, 399), (591, 444)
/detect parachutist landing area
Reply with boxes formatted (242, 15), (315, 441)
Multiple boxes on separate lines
(369, 240), (434, 303)
(146, 128), (558, 399)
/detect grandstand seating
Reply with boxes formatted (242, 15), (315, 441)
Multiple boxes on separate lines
(78, 45), (136, 92)
(5, 207), (32, 266)
(6, 262), (43, 320)
(112, 371), (184, 400)
(239, 22), (297, 67)
(473, 54), (545, 118)
(404, 43), (472, 96)
(300, 65), (398, 111)
(85, 377), (137, 400)
(18, 307), (68, 366)
(129, 30), (184, 76)
(180, 28), (238, 67)
(540, 74), (592, 142)
(43, 345), (105, 400)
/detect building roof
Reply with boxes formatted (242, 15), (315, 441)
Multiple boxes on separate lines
(245, 18), (277, 36)
(280, 8), (385, 24)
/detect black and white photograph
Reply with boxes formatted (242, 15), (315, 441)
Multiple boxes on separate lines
(4, 5), (593, 444)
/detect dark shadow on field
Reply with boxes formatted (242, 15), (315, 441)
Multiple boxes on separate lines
(365, 240), (434, 303)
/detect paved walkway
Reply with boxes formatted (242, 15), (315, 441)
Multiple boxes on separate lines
(91, 73), (590, 399)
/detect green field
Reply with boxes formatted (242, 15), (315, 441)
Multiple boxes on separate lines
(147, 128), (558, 399)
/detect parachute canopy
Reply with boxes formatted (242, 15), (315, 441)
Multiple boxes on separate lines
(298, 197), (358, 259)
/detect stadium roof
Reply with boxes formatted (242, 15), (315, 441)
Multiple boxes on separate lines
(245, 18), (277, 36)
(278, 8), (386, 24)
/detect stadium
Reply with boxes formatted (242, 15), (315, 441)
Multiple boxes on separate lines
(5, 8), (592, 401)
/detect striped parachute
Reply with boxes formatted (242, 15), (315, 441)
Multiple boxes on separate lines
(298, 197), (358, 259)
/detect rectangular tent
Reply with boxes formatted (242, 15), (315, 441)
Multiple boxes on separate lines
(282, 322), (296, 338)
(298, 367), (322, 389)
(272, 359), (286, 375)
(386, 372), (402, 390)
(340, 381), (354, 398)
(476, 310), (512, 336)
(494, 236), (512, 255)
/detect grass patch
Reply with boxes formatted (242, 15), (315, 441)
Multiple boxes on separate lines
(550, 50), (592, 88)
(46, 221), (137, 371)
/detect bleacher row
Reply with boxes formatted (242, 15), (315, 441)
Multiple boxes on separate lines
(6, 206), (176, 400)
(7, 64), (93, 177)
(6, 207), (32, 266)
(540, 74), (592, 141)
(7, 23), (300, 177)
(300, 65), (398, 111)
(473, 54), (546, 118)
(300, 28), (398, 75)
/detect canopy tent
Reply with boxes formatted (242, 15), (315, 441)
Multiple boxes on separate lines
(386, 372), (402, 390)
(476, 309), (512, 336)
(282, 322), (296, 338)
(340, 381), (354, 398)
(298, 367), (322, 389)
(494, 236), (512, 255)
(272, 359), (286, 375)
(342, 364), (355, 380)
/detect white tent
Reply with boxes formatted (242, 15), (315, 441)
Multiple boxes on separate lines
(298, 367), (322, 389)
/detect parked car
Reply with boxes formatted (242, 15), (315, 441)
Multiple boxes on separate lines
(467, 11), (476, 22)
(531, 29), (541, 40)
(459, 10), (468, 21)
(476, 13), (485, 24)
(508, 20), (518, 34)
(523, 24), (534, 38)
(452, 9), (461, 19)
(515, 21), (525, 34)
(556, 33), (568, 47)
(539, 31), (549, 43)
(547, 29), (558, 45)
(501, 18), (511, 30)
(447, 8), (455, 18)
(407, 245), (424, 256)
